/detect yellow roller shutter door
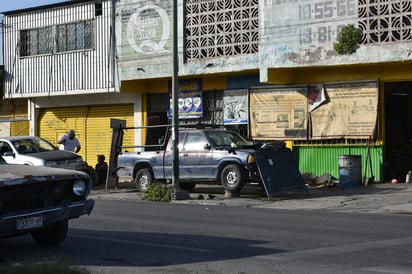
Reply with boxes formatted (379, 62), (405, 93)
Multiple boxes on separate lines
(11, 121), (30, 136)
(39, 105), (134, 164)
(39, 107), (88, 158)
(86, 105), (134, 166)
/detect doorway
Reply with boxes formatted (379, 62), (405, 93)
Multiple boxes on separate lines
(384, 81), (412, 180)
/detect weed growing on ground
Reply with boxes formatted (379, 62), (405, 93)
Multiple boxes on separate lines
(142, 182), (172, 202)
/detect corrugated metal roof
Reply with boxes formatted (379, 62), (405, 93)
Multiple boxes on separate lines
(1, 0), (93, 15)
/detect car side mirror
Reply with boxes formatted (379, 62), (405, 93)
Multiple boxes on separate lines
(3, 151), (14, 157)
(204, 143), (211, 150)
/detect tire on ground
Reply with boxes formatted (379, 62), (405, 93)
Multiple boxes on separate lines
(135, 168), (153, 192)
(220, 164), (246, 193)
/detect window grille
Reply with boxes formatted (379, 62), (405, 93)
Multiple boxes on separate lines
(39, 27), (53, 55)
(184, 0), (259, 61)
(56, 21), (94, 53)
(20, 27), (52, 56)
(359, 0), (412, 44)
(20, 20), (94, 57)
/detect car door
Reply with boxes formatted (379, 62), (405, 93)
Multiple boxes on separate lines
(163, 131), (186, 179)
(179, 131), (215, 179)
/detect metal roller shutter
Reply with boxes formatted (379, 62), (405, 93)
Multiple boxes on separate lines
(85, 105), (134, 165)
(39, 105), (134, 164)
(39, 107), (88, 156)
(11, 121), (30, 136)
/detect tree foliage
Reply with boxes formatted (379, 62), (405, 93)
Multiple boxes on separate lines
(333, 25), (362, 55)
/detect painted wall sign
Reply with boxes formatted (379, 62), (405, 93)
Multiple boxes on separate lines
(126, 4), (170, 55)
(119, 1), (172, 80)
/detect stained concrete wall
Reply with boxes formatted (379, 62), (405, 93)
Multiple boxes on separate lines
(260, 0), (412, 74)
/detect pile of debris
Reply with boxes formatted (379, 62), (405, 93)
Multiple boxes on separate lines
(301, 173), (339, 188)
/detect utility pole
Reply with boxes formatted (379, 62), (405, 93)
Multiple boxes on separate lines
(171, 0), (180, 198)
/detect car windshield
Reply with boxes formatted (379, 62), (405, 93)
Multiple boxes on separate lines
(207, 131), (251, 147)
(11, 137), (57, 154)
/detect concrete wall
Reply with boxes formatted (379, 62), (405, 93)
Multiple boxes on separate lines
(260, 0), (412, 79)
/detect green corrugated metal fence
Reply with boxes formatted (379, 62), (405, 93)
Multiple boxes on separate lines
(293, 146), (383, 182)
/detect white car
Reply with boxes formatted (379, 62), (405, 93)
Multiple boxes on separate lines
(0, 136), (86, 171)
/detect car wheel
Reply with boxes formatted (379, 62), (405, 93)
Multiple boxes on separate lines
(220, 164), (246, 192)
(31, 220), (68, 246)
(180, 182), (196, 192)
(135, 168), (153, 192)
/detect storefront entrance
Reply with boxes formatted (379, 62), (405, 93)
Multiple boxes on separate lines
(384, 81), (412, 181)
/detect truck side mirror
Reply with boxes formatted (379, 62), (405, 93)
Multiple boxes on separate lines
(204, 143), (211, 150)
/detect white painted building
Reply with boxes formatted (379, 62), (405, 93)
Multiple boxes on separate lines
(1, 0), (140, 163)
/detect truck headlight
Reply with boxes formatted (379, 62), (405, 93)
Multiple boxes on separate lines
(73, 180), (87, 196)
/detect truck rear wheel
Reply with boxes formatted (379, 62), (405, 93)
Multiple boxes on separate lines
(220, 164), (246, 193)
(135, 168), (153, 192)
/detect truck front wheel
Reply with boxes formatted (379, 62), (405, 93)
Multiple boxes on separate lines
(220, 164), (246, 193)
(135, 168), (153, 192)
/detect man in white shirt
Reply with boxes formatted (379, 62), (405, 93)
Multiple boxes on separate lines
(58, 129), (81, 153)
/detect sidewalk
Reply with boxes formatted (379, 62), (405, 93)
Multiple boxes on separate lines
(90, 182), (412, 214)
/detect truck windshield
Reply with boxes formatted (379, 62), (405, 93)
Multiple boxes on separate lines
(207, 131), (251, 147)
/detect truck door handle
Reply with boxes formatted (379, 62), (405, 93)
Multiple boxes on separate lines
(183, 153), (189, 156)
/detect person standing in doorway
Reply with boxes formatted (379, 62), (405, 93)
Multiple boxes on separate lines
(58, 129), (81, 153)
(95, 154), (108, 185)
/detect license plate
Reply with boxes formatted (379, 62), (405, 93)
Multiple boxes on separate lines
(16, 216), (43, 230)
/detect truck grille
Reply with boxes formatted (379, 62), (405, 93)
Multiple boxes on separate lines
(0, 181), (77, 214)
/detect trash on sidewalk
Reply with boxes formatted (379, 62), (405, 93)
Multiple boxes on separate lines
(302, 172), (339, 188)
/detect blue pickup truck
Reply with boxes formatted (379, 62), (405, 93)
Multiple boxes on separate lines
(116, 127), (306, 197)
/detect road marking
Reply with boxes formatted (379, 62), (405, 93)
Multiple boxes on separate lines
(362, 265), (412, 273)
(70, 234), (213, 253)
(255, 236), (412, 261)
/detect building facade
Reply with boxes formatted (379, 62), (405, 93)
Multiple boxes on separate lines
(2, 0), (138, 164)
(3, 0), (412, 182)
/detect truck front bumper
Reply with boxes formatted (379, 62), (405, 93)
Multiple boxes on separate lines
(0, 199), (95, 238)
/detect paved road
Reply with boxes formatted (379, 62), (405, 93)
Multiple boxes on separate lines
(2, 182), (412, 274)
(92, 181), (412, 214)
